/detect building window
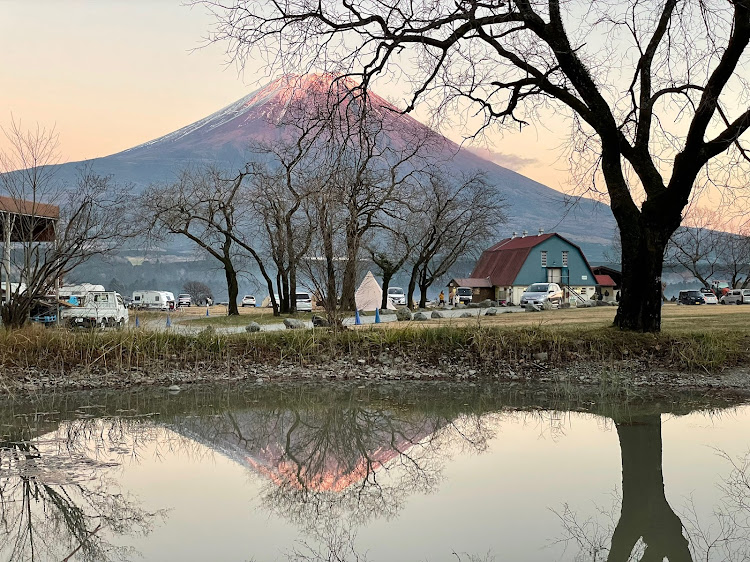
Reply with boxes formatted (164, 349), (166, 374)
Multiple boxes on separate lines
(562, 251), (568, 267)
(541, 251), (547, 267)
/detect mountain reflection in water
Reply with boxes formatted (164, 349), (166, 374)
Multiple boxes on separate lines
(0, 383), (749, 561)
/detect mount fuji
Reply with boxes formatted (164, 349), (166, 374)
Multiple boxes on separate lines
(50, 74), (616, 260)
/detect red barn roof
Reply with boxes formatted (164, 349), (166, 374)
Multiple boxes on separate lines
(595, 274), (616, 287)
(470, 234), (554, 286)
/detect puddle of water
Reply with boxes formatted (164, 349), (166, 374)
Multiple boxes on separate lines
(1, 383), (749, 561)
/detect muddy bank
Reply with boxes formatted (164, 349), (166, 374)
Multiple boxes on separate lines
(3, 356), (750, 401)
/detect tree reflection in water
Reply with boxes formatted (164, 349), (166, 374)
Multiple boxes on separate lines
(170, 400), (498, 531)
(553, 413), (750, 562)
(0, 418), (167, 562)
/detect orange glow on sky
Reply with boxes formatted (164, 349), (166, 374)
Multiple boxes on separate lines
(0, 1), (577, 193)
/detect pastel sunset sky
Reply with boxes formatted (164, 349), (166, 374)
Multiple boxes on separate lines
(1, 1), (592, 195)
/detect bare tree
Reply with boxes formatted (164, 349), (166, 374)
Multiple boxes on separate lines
(717, 230), (750, 290)
(406, 172), (506, 309)
(141, 166), (248, 315)
(666, 208), (726, 289)
(667, 207), (750, 290)
(0, 121), (133, 328)
(182, 280), (214, 305)
(365, 214), (413, 311)
(201, 0), (750, 332)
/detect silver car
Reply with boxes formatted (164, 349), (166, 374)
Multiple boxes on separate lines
(520, 283), (563, 307)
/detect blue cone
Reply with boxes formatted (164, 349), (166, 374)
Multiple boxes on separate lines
(166, 314), (172, 328)
(206, 305), (210, 317)
(375, 308), (381, 323)
(355, 309), (361, 325)
(135, 315), (139, 328)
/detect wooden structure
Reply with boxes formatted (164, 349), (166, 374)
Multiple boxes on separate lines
(0, 196), (60, 303)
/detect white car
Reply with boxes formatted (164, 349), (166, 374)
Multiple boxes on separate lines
(520, 283), (564, 307)
(177, 293), (192, 307)
(241, 295), (256, 307)
(387, 286), (406, 306)
(700, 289), (718, 304)
(296, 292), (313, 312)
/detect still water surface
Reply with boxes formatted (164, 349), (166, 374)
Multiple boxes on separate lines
(1, 382), (749, 561)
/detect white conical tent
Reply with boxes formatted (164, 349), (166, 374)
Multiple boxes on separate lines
(355, 271), (396, 311)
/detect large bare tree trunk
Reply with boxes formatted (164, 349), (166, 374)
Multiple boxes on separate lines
(608, 415), (691, 562)
(407, 265), (418, 310)
(340, 223), (359, 311)
(380, 272), (394, 310)
(613, 202), (679, 332)
(224, 263), (240, 316)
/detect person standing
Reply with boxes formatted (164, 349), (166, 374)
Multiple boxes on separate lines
(439, 291), (445, 306)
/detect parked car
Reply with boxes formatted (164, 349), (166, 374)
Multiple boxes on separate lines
(266, 294), (281, 308)
(241, 295), (256, 307)
(454, 286), (473, 305)
(520, 283), (563, 307)
(678, 290), (705, 305)
(699, 288), (718, 304)
(296, 292), (313, 312)
(387, 287), (406, 306)
(721, 289), (750, 304)
(177, 293), (192, 307)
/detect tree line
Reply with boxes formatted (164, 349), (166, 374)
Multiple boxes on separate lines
(141, 79), (506, 325)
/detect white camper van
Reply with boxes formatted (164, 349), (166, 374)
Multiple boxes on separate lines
(60, 291), (129, 329)
(132, 290), (176, 310)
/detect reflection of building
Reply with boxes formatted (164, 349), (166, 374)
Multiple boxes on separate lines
(170, 410), (437, 492)
(469, 232), (597, 304)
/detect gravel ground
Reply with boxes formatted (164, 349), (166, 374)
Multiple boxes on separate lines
(3, 354), (750, 399)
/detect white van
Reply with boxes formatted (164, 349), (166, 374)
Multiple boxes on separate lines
(61, 291), (129, 329)
(132, 290), (176, 310)
(721, 289), (750, 305)
(454, 286), (473, 305)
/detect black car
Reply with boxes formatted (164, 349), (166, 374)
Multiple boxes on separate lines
(678, 290), (705, 305)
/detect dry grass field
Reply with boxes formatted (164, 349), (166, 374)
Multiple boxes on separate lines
(145, 302), (750, 333)
(354, 303), (750, 334)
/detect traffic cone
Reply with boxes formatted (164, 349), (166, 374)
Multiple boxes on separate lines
(166, 314), (172, 328)
(135, 315), (139, 328)
(206, 305), (210, 317)
(375, 308), (381, 323)
(355, 309), (361, 325)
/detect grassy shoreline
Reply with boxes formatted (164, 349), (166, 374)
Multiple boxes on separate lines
(1, 320), (749, 372)
(1, 305), (750, 396)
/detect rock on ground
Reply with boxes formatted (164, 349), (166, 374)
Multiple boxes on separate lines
(395, 308), (412, 321)
(485, 308), (498, 316)
(245, 322), (261, 332)
(312, 315), (330, 327)
(284, 318), (306, 330)
(413, 312), (429, 321)
(432, 311), (446, 319)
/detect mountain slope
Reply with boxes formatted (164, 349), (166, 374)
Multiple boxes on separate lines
(50, 74), (616, 259)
